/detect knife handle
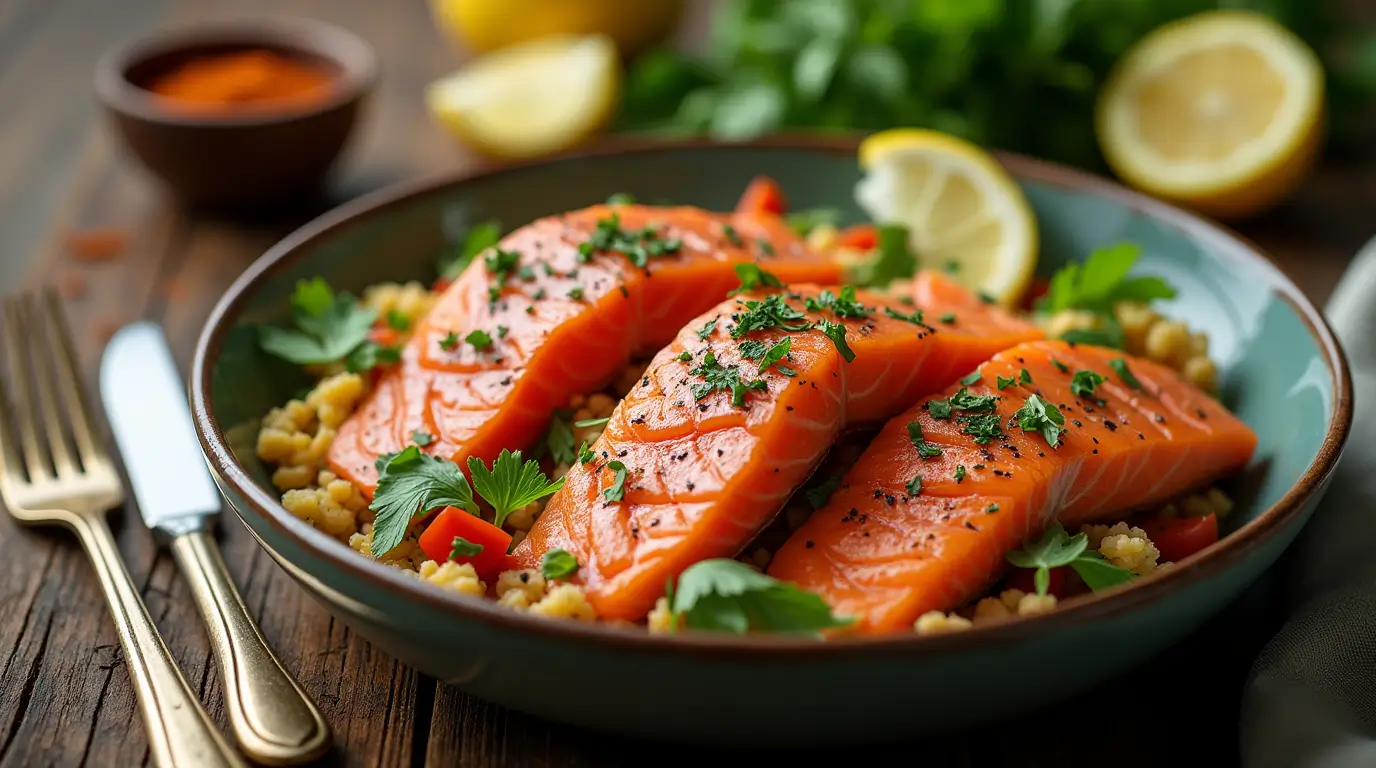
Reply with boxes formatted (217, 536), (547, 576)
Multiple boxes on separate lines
(72, 516), (245, 768)
(171, 531), (331, 765)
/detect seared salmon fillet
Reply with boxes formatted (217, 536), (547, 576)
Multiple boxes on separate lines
(513, 281), (1043, 621)
(327, 204), (841, 493)
(767, 340), (1258, 633)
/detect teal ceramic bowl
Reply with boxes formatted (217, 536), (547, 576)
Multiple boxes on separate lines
(191, 138), (1351, 746)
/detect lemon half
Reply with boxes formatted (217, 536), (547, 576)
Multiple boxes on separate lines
(427, 34), (619, 161)
(855, 129), (1038, 307)
(1097, 11), (1323, 219)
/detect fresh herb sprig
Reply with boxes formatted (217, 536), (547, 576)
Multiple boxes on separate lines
(668, 558), (852, 635)
(1006, 523), (1135, 595)
(258, 278), (389, 371)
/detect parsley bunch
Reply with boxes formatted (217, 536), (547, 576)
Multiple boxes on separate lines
(1038, 243), (1176, 348)
(258, 277), (397, 373)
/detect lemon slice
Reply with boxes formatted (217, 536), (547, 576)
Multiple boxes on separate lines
(855, 128), (1037, 307)
(427, 34), (619, 160)
(1097, 11), (1323, 219)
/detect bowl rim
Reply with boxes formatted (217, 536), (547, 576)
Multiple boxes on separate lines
(94, 16), (377, 127)
(191, 135), (1353, 659)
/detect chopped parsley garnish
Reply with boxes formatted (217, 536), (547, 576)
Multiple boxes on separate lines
(757, 238), (774, 256)
(721, 223), (744, 246)
(961, 414), (1005, 444)
(1039, 242), (1176, 315)
(1060, 325), (1126, 349)
(1007, 523), (1135, 595)
(756, 337), (792, 374)
(905, 475), (922, 496)
(450, 537), (484, 559)
(579, 213), (681, 267)
(518, 265), (535, 281)
(676, 350), (692, 362)
(996, 375), (1016, 390)
(730, 294), (811, 338)
(539, 548), (580, 579)
(884, 307), (925, 326)
(947, 388), (998, 411)
(574, 416), (609, 428)
(539, 411), (576, 466)
(606, 192), (635, 205)
(697, 318), (718, 340)
(1110, 358), (1143, 390)
(439, 331), (460, 351)
(532, 287), (547, 300)
(987, 503), (1000, 512)
(738, 339), (768, 360)
(1052, 357), (1070, 373)
(411, 430), (434, 447)
(467, 449), (565, 528)
(1014, 394), (1066, 448)
(465, 329), (494, 350)
(908, 420), (943, 458)
(1020, 368), (1033, 385)
(784, 208), (840, 236)
(345, 341), (401, 374)
(954, 464), (966, 482)
(258, 277), (377, 366)
(1070, 369), (1106, 398)
(939, 313), (957, 324)
(483, 248), (522, 283)
(816, 319), (855, 363)
(690, 350), (768, 407)
(603, 460), (628, 501)
(437, 219), (502, 279)
(959, 369), (982, 386)
(669, 559), (852, 634)
(577, 441), (595, 464)
(729, 262), (785, 296)
(369, 447), (478, 556)
(804, 476), (840, 509)
(386, 310), (411, 331)
(804, 285), (872, 319)
(850, 223), (917, 287)
(567, 287), (585, 300)
(928, 399), (953, 419)
(497, 325), (509, 338)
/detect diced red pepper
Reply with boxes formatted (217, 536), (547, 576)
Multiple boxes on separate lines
(417, 506), (513, 582)
(1141, 514), (1219, 564)
(735, 176), (788, 216)
(368, 326), (401, 347)
(432, 276), (453, 293)
(1007, 565), (1069, 598)
(836, 224), (878, 251)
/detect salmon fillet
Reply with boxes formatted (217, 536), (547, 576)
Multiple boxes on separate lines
(513, 281), (1044, 621)
(767, 340), (1258, 633)
(327, 205), (841, 493)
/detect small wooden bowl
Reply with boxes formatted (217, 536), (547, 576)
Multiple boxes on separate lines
(95, 18), (376, 210)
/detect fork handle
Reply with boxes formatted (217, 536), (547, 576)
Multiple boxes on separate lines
(72, 515), (245, 768)
(170, 531), (331, 765)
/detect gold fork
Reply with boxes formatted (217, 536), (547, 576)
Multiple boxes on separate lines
(0, 292), (244, 768)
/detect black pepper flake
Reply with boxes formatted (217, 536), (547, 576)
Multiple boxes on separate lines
(686, 481), (695, 491)
(1138, 433), (1145, 440)
(1196, 407), (1208, 420)
(519, 572), (530, 583)
(1155, 414), (1166, 423)
(1072, 420), (1083, 428)
(1092, 449), (1099, 455)
(499, 376), (512, 386)
(941, 514), (951, 522)
(964, 521), (979, 531)
(786, 405), (794, 411)
(650, 519), (660, 527)
(716, 449), (724, 457)
(1092, 437), (1099, 444)
(873, 490), (883, 499)
(862, 531), (870, 537)
(885, 495), (896, 506)
(1103, 420), (1118, 432)
(805, 540), (815, 549)
(697, 403), (708, 412)
(617, 450), (628, 457)
(631, 415), (647, 425)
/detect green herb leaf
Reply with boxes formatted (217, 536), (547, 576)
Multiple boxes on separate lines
(577, 441), (595, 464)
(567, 287), (585, 300)
(574, 417), (610, 428)
(908, 420), (942, 459)
(411, 430), (434, 447)
(438, 219), (502, 279)
(947, 388), (998, 411)
(849, 224), (917, 287)
(1019, 368), (1033, 385)
(697, 318), (718, 340)
(1014, 393), (1066, 448)
(690, 350), (768, 407)
(540, 548), (580, 579)
(1110, 358), (1143, 390)
(606, 192), (636, 205)
(1006, 522), (1088, 595)
(466, 449), (565, 528)
(961, 414), (1005, 445)
(670, 559), (852, 635)
(450, 537), (484, 560)
(386, 310), (411, 331)
(884, 306), (925, 326)
(959, 369), (982, 386)
(1070, 370), (1106, 398)
(539, 411), (575, 466)
(603, 460), (628, 502)
(730, 294), (812, 338)
(439, 332), (460, 351)
(344, 341), (400, 374)
(722, 223), (744, 247)
(258, 278), (377, 365)
(784, 208), (840, 236)
(803, 475), (840, 509)
(757, 238), (775, 256)
(816, 319), (855, 363)
(756, 337), (792, 374)
(905, 475), (922, 496)
(1060, 322), (1126, 350)
(1069, 550), (1137, 591)
(954, 464), (966, 482)
(996, 375), (1015, 390)
(729, 262), (785, 297)
(804, 285), (872, 318)
(939, 313), (956, 324)
(676, 350), (692, 362)
(1052, 357), (1070, 373)
(928, 399), (953, 419)
(465, 329), (494, 350)
(369, 448), (478, 557)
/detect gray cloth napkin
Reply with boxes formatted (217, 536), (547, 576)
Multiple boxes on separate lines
(1241, 238), (1376, 767)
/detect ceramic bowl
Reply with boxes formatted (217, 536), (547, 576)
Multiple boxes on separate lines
(190, 139), (1351, 746)
(95, 18), (375, 210)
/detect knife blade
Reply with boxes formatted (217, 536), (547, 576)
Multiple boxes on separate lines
(99, 321), (221, 537)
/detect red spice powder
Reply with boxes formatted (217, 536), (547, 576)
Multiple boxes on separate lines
(145, 49), (334, 113)
(65, 227), (128, 262)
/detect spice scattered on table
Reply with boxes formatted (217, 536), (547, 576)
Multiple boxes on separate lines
(144, 49), (334, 113)
(65, 227), (128, 262)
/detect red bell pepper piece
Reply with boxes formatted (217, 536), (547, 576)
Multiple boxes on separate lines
(836, 224), (878, 251)
(417, 506), (513, 582)
(1141, 513), (1219, 563)
(735, 176), (787, 216)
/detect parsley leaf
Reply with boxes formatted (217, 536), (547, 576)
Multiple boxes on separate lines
(567, 287), (585, 300)
(670, 559), (852, 635)
(784, 208), (840, 236)
(1060, 322), (1126, 350)
(466, 449), (565, 528)
(905, 475), (922, 496)
(804, 475), (840, 509)
(884, 306), (925, 326)
(939, 313), (957, 324)
(1014, 393), (1066, 448)
(721, 223), (744, 247)
(369, 447), (478, 557)
(816, 319), (855, 362)
(345, 341), (400, 374)
(850, 224), (917, 287)
(947, 388), (998, 411)
(928, 399), (952, 419)
(729, 262), (785, 296)
(386, 310), (411, 331)
(465, 329), (494, 350)
(540, 548), (580, 579)
(1006, 523), (1135, 595)
(1110, 358), (1143, 390)
(959, 369), (982, 386)
(1039, 242), (1176, 315)
(450, 537), (484, 559)
(411, 430), (434, 446)
(439, 332), (459, 351)
(538, 411), (575, 466)
(730, 294), (811, 338)
(738, 339), (769, 360)
(690, 350), (768, 407)
(804, 285), (872, 318)
(438, 219), (502, 279)
(1052, 357), (1070, 373)
(1070, 370), (1106, 398)
(961, 414), (1005, 445)
(908, 420), (942, 458)
(1019, 368), (1033, 385)
(603, 460), (628, 502)
(997, 375), (1016, 390)
(697, 318), (718, 340)
(574, 416), (609, 428)
(954, 464), (966, 482)
(756, 337), (792, 374)
(577, 441), (595, 464)
(258, 277), (377, 366)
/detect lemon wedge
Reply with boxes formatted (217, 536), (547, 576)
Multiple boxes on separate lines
(1097, 11), (1323, 219)
(855, 128), (1038, 307)
(427, 34), (619, 161)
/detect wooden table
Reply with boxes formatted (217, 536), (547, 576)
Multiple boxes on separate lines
(0, 2), (1370, 766)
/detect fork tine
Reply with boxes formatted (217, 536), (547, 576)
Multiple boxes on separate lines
(41, 289), (105, 468)
(0, 350), (23, 484)
(2, 296), (51, 483)
(22, 294), (79, 478)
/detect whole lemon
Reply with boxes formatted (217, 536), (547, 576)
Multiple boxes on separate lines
(430, 0), (684, 58)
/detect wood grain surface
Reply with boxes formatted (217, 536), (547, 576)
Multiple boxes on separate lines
(0, 2), (1370, 766)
